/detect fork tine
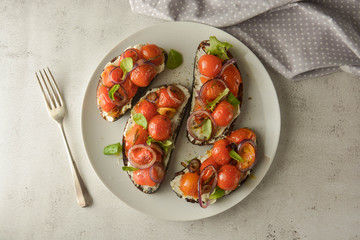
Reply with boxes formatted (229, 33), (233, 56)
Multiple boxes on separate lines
(39, 70), (56, 109)
(35, 72), (51, 109)
(43, 68), (61, 108)
(46, 67), (64, 106)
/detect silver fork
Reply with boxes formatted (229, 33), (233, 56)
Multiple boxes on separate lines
(36, 67), (92, 207)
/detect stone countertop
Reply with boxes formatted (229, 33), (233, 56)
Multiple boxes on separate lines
(1, 0), (359, 239)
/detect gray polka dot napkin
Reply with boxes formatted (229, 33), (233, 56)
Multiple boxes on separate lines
(130, 0), (360, 80)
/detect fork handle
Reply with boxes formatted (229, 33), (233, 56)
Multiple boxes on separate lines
(58, 123), (92, 207)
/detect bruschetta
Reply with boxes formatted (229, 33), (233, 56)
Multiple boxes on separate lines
(96, 44), (167, 122)
(187, 36), (243, 145)
(171, 128), (257, 208)
(122, 84), (190, 194)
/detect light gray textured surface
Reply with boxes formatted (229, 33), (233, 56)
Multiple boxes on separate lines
(0, 0), (359, 239)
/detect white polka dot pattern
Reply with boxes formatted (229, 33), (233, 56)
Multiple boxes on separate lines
(129, 0), (360, 80)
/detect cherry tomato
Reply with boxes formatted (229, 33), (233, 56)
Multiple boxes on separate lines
(200, 76), (210, 84)
(237, 141), (256, 171)
(101, 66), (124, 88)
(149, 143), (163, 163)
(180, 172), (199, 197)
(97, 85), (115, 112)
(128, 147), (156, 167)
(119, 48), (141, 63)
(226, 128), (256, 145)
(133, 99), (158, 122)
(220, 64), (242, 97)
(124, 124), (149, 155)
(130, 64), (157, 87)
(157, 87), (184, 108)
(133, 168), (156, 187)
(200, 156), (220, 181)
(212, 139), (232, 165)
(217, 165), (241, 191)
(149, 163), (165, 183)
(141, 44), (164, 65)
(120, 78), (138, 99)
(198, 54), (222, 78)
(212, 101), (235, 127)
(148, 115), (172, 141)
(200, 79), (226, 103)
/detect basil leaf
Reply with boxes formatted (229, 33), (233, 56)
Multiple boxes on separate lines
(146, 136), (173, 153)
(207, 36), (233, 60)
(227, 92), (241, 106)
(229, 150), (244, 162)
(206, 88), (230, 111)
(209, 186), (225, 200)
(202, 118), (212, 140)
(133, 113), (148, 129)
(122, 166), (138, 171)
(166, 49), (183, 69)
(120, 57), (133, 79)
(108, 84), (120, 101)
(104, 143), (122, 155)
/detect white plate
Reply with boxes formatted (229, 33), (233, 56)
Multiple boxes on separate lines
(81, 22), (280, 221)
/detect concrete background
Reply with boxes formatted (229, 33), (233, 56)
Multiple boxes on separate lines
(1, 0), (359, 239)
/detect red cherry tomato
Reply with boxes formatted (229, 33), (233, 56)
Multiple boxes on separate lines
(148, 115), (172, 141)
(180, 172), (199, 197)
(212, 139), (232, 165)
(133, 99), (158, 122)
(212, 101), (235, 127)
(128, 147), (156, 167)
(97, 85), (115, 112)
(199, 156), (220, 181)
(133, 168), (157, 187)
(119, 48), (141, 63)
(141, 44), (164, 65)
(220, 64), (242, 97)
(149, 163), (165, 183)
(198, 54), (222, 78)
(217, 165), (241, 191)
(157, 87), (184, 108)
(200, 79), (226, 103)
(101, 66), (123, 88)
(130, 64), (157, 87)
(226, 128), (257, 145)
(124, 124), (149, 155)
(120, 78), (138, 99)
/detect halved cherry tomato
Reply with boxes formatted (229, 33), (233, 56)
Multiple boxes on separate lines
(133, 168), (157, 187)
(157, 87), (184, 108)
(199, 156), (220, 181)
(124, 124), (149, 155)
(212, 101), (235, 127)
(128, 147), (156, 167)
(141, 44), (164, 65)
(148, 115), (171, 141)
(97, 85), (115, 112)
(119, 48), (141, 63)
(217, 164), (241, 191)
(180, 172), (199, 197)
(101, 66), (123, 88)
(133, 99), (158, 122)
(130, 64), (157, 87)
(212, 139), (232, 165)
(220, 64), (242, 97)
(237, 141), (256, 171)
(226, 128), (256, 145)
(120, 78), (138, 99)
(200, 79), (226, 104)
(198, 54), (222, 78)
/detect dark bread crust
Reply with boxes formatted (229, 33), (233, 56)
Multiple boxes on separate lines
(122, 85), (191, 194)
(187, 40), (243, 145)
(96, 48), (168, 122)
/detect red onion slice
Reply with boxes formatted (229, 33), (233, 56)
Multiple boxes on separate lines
(148, 142), (163, 156)
(127, 144), (157, 169)
(237, 139), (257, 172)
(149, 162), (165, 183)
(167, 85), (183, 105)
(198, 165), (218, 208)
(199, 78), (228, 104)
(187, 159), (201, 173)
(216, 58), (237, 78)
(112, 84), (128, 107)
(187, 110), (217, 142)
